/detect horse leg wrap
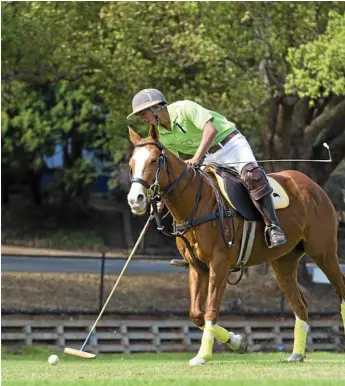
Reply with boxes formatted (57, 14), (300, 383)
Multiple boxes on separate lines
(292, 318), (309, 355)
(200, 324), (242, 349)
(196, 328), (215, 361)
(211, 324), (229, 343)
(341, 302), (345, 333)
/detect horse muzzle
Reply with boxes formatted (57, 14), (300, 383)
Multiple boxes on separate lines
(127, 185), (148, 215)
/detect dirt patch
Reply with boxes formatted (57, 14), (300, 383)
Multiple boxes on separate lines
(1, 269), (341, 314)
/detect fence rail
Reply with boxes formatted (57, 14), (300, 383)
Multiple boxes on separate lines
(2, 316), (344, 353)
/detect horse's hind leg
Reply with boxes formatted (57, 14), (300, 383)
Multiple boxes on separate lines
(305, 248), (345, 337)
(270, 249), (309, 362)
(303, 190), (345, 334)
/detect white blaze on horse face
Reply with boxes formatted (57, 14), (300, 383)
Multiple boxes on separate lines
(127, 147), (150, 214)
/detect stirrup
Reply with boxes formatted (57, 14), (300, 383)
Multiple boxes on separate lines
(170, 258), (189, 268)
(264, 225), (287, 248)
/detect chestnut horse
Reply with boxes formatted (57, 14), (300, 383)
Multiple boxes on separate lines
(127, 125), (345, 366)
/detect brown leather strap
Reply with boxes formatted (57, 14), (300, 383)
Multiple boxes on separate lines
(209, 129), (240, 154)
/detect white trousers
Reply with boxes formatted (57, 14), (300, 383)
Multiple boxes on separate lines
(204, 132), (257, 174)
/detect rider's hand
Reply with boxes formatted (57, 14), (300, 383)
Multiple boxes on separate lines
(185, 156), (202, 168)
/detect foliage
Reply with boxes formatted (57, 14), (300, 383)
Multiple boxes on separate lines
(2, 1), (345, 204)
(2, 79), (108, 202)
(1, 1), (104, 83)
(286, 11), (345, 101)
(1, 81), (55, 171)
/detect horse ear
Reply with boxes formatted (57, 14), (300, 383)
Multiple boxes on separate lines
(149, 124), (159, 141)
(128, 126), (141, 145)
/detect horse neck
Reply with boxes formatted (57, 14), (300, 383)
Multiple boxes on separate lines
(162, 155), (211, 223)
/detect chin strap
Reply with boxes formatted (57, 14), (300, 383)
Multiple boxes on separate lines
(150, 103), (168, 126)
(150, 107), (160, 125)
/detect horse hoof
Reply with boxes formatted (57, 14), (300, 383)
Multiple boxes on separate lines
(189, 356), (207, 367)
(235, 335), (248, 354)
(286, 353), (305, 362)
(228, 334), (248, 354)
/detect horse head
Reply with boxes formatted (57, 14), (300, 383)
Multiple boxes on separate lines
(127, 125), (170, 215)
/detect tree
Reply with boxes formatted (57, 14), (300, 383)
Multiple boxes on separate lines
(97, 2), (345, 186)
(285, 11), (345, 183)
(1, 80), (108, 204)
(2, 1), (345, 198)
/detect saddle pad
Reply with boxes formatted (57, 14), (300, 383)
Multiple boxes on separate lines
(205, 167), (289, 221)
(267, 177), (289, 209)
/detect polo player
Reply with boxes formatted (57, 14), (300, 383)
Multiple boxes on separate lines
(127, 89), (287, 267)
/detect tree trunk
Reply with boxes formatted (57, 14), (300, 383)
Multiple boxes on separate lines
(1, 174), (10, 205)
(28, 171), (42, 206)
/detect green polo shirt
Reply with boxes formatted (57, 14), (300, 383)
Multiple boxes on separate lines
(158, 100), (237, 156)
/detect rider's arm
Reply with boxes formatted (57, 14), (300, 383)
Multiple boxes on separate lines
(179, 101), (217, 164)
(193, 120), (217, 162)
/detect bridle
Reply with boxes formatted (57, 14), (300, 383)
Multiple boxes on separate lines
(130, 141), (190, 202)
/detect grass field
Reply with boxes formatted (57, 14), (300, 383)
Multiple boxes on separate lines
(1, 347), (345, 386)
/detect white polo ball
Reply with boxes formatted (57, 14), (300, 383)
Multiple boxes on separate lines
(48, 354), (59, 366)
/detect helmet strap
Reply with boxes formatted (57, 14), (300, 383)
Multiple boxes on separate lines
(150, 107), (161, 125)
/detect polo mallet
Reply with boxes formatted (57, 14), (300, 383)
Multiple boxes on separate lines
(210, 142), (332, 166)
(253, 142), (332, 163)
(64, 213), (154, 359)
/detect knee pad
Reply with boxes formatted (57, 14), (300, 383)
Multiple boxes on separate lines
(241, 162), (273, 201)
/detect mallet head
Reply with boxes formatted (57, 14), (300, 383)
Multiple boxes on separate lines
(64, 347), (96, 359)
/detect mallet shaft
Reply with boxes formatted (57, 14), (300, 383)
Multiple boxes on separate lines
(80, 214), (154, 352)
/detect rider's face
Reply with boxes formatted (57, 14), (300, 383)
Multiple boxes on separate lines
(139, 109), (157, 125)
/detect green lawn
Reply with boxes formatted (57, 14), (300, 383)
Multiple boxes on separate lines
(2, 347), (345, 386)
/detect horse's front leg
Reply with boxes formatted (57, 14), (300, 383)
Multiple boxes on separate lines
(189, 252), (246, 367)
(189, 264), (209, 328)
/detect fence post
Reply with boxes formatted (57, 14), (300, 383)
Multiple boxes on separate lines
(99, 251), (106, 311)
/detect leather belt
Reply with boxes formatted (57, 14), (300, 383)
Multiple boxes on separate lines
(209, 129), (240, 154)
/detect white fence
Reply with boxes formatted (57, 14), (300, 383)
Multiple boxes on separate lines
(1, 315), (344, 353)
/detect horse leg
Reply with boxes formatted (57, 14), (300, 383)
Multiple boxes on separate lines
(189, 252), (237, 366)
(270, 249), (309, 362)
(189, 265), (209, 328)
(302, 188), (345, 336)
(306, 250), (345, 338)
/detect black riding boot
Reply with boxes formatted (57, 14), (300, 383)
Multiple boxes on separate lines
(259, 194), (287, 248)
(170, 258), (189, 268)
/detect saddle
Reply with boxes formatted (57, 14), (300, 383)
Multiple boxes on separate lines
(204, 164), (289, 221)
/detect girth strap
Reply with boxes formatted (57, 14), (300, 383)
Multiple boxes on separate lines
(227, 220), (256, 285)
(230, 220), (256, 273)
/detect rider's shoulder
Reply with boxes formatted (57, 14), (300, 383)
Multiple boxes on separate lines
(169, 100), (201, 112)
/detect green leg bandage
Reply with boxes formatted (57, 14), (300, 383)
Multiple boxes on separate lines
(196, 328), (214, 361)
(213, 324), (231, 343)
(200, 323), (240, 347)
(292, 318), (309, 355)
(341, 303), (345, 334)
(200, 324), (229, 343)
